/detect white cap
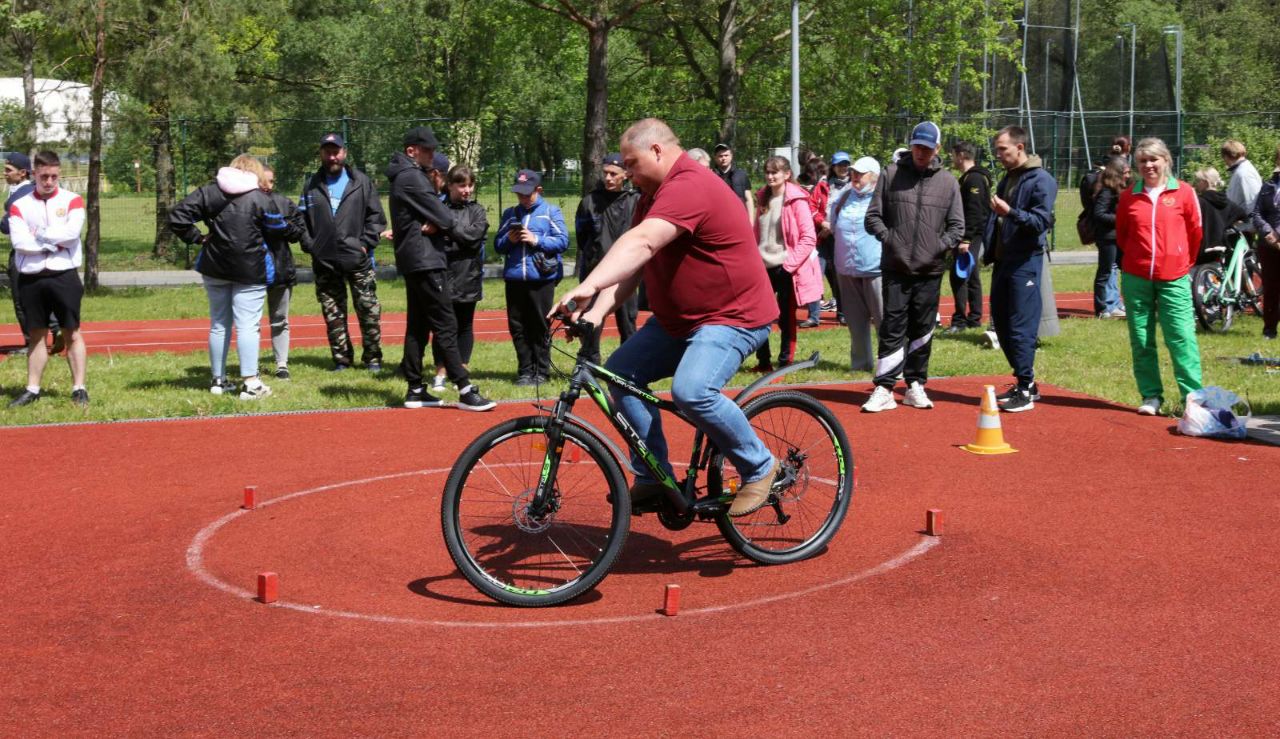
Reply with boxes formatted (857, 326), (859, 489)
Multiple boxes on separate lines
(851, 156), (881, 175)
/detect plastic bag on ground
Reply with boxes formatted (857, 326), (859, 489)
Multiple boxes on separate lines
(1177, 386), (1251, 440)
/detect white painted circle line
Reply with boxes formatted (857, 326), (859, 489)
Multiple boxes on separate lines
(186, 468), (940, 628)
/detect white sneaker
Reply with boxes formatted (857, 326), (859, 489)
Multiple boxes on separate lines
(240, 379), (273, 401)
(1137, 397), (1161, 416)
(902, 381), (934, 409)
(982, 330), (1001, 350)
(430, 375), (448, 393)
(861, 385), (897, 413)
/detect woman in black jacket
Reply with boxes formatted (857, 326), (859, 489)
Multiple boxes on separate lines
(430, 165), (489, 392)
(1249, 145), (1280, 339)
(169, 155), (301, 398)
(1192, 167), (1248, 264)
(1090, 155), (1130, 318)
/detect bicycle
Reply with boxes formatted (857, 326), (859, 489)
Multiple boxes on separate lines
(1192, 231), (1264, 332)
(440, 311), (854, 607)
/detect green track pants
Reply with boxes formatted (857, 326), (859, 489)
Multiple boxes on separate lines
(1120, 271), (1203, 404)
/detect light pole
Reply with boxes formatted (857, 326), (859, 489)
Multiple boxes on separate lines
(1163, 25), (1183, 171)
(1123, 22), (1136, 145)
(1043, 39), (1053, 111)
(1116, 35), (1125, 111)
(789, 0), (800, 168)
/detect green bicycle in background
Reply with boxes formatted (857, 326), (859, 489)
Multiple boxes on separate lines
(1192, 231), (1264, 333)
(441, 311), (854, 607)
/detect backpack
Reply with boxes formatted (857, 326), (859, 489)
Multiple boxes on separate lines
(1075, 209), (1096, 246)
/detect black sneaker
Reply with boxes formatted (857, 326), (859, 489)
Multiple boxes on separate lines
(274, 366), (290, 380)
(329, 363), (350, 373)
(367, 361), (382, 373)
(514, 375), (536, 387)
(996, 382), (1039, 404)
(457, 385), (496, 412)
(404, 387), (444, 409)
(8, 389), (40, 408)
(71, 388), (89, 406)
(1001, 387), (1035, 413)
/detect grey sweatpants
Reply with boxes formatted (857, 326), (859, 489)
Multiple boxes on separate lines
(837, 273), (883, 372)
(267, 284), (291, 367)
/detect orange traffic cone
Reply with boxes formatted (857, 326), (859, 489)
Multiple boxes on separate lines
(960, 385), (1017, 455)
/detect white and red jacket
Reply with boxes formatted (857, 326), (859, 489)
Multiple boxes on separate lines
(1116, 176), (1203, 281)
(7, 187), (85, 274)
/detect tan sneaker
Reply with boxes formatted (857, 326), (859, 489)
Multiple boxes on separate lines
(728, 459), (780, 517)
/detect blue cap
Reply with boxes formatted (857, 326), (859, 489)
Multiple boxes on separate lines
(512, 169), (542, 195)
(910, 121), (942, 150)
(602, 152), (623, 168)
(319, 132), (345, 149)
(431, 152), (451, 173)
(831, 151), (852, 165)
(4, 152), (31, 171)
(954, 249), (975, 279)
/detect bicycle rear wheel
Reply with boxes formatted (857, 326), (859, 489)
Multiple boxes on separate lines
(713, 390), (853, 565)
(1192, 264), (1233, 333)
(1243, 253), (1264, 316)
(441, 416), (629, 606)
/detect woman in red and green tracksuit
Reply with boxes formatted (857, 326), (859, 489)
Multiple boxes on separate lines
(1115, 137), (1204, 416)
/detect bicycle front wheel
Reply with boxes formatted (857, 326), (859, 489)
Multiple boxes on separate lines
(713, 391), (854, 565)
(441, 416), (630, 607)
(1192, 264), (1233, 333)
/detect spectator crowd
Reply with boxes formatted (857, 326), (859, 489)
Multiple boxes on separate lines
(5, 121), (1276, 417)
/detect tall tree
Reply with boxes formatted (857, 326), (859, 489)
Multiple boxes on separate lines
(514, 0), (657, 194)
(82, 0), (104, 288)
(0, 0), (47, 152)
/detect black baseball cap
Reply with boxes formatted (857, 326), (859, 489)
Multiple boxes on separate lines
(602, 152), (624, 168)
(319, 132), (345, 148)
(403, 126), (440, 149)
(713, 143), (732, 153)
(511, 169), (542, 195)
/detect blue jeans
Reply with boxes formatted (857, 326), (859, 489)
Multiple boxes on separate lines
(604, 318), (773, 486)
(203, 276), (267, 379)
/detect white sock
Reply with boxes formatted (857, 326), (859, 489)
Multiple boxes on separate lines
(26, 385), (40, 394)
(72, 385), (85, 392)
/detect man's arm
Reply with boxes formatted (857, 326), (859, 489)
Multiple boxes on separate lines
(1004, 174), (1056, 236)
(942, 179), (966, 249)
(6, 204), (45, 253)
(556, 217), (679, 323)
(38, 198), (86, 245)
(397, 173), (453, 232)
(863, 172), (889, 240)
(169, 187), (210, 244)
(539, 206), (570, 254)
(361, 176), (387, 249)
(738, 172), (754, 222)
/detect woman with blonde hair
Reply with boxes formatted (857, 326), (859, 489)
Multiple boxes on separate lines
(170, 154), (301, 398)
(1115, 138), (1204, 415)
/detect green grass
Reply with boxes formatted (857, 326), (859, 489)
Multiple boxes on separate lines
(2, 266), (1276, 426)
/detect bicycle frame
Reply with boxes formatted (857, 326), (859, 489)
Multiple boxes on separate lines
(1212, 235), (1248, 306)
(527, 322), (818, 518)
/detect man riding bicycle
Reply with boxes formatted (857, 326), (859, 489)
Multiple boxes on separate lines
(557, 118), (780, 517)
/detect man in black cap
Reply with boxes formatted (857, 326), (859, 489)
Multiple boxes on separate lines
(713, 143), (753, 221)
(298, 132), (387, 372)
(574, 152), (641, 361)
(386, 125), (494, 411)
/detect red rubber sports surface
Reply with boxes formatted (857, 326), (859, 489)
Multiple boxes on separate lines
(0, 293), (1096, 355)
(3, 376), (1277, 734)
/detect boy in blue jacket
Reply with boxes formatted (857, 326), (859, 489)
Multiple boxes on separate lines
(494, 170), (569, 384)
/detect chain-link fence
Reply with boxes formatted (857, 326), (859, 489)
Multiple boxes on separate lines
(67, 111), (1280, 269)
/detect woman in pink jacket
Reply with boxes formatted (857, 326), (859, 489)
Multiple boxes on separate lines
(752, 156), (823, 370)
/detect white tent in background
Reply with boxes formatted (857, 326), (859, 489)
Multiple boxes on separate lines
(0, 77), (105, 146)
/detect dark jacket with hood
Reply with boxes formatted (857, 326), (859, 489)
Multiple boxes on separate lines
(574, 184), (640, 278)
(169, 167), (302, 285)
(958, 165), (993, 249)
(264, 191), (305, 286)
(1, 180), (35, 235)
(385, 151), (454, 275)
(1248, 171), (1280, 240)
(982, 155), (1057, 264)
(440, 193), (488, 303)
(298, 164), (384, 273)
(864, 152), (965, 276)
(1091, 185), (1121, 245)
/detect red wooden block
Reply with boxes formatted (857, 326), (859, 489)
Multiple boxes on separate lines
(662, 583), (680, 616)
(257, 572), (278, 604)
(242, 485), (257, 510)
(926, 509), (942, 537)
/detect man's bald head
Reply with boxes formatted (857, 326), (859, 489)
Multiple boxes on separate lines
(620, 118), (681, 151)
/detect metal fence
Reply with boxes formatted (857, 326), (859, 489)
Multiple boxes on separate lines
(76, 110), (1280, 266)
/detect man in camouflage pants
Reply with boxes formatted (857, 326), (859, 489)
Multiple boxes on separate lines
(299, 132), (388, 371)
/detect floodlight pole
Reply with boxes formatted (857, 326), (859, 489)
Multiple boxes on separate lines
(1116, 35), (1125, 108)
(1123, 22), (1136, 144)
(1163, 25), (1183, 171)
(790, 0), (800, 167)
(1043, 39), (1053, 110)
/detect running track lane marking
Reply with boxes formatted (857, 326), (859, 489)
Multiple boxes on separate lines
(186, 468), (940, 629)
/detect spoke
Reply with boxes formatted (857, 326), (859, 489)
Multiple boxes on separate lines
(545, 535), (583, 575)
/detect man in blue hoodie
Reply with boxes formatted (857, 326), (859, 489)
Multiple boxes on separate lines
(494, 170), (569, 385)
(983, 125), (1058, 413)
